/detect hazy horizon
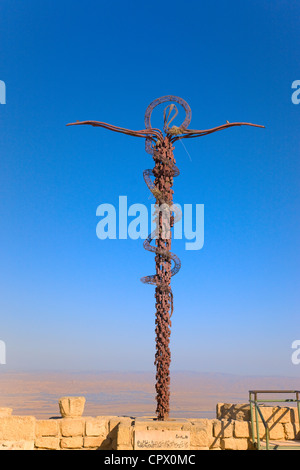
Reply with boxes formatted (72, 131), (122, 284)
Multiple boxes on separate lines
(1, 368), (300, 379)
(1, 369), (299, 419)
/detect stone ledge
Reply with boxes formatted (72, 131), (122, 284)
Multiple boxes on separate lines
(0, 398), (298, 450)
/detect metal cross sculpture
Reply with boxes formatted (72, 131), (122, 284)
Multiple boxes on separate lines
(67, 95), (264, 421)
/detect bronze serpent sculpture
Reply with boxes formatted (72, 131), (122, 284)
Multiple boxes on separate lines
(67, 95), (264, 420)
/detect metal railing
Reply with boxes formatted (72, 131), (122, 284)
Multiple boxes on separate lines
(249, 390), (300, 450)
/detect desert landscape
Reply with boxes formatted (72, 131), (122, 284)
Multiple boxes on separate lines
(0, 370), (298, 419)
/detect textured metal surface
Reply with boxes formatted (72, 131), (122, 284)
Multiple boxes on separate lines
(141, 137), (180, 420)
(144, 95), (192, 155)
(67, 96), (264, 421)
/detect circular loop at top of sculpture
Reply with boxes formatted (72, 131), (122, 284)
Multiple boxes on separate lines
(144, 95), (192, 130)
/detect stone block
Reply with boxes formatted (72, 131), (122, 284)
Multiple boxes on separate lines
(111, 437), (117, 450)
(0, 440), (34, 450)
(60, 436), (84, 449)
(213, 419), (233, 438)
(85, 417), (107, 437)
(272, 407), (294, 424)
(269, 423), (285, 440)
(257, 406), (274, 424)
(252, 421), (284, 440)
(181, 422), (192, 431)
(217, 404), (250, 421)
(35, 437), (60, 450)
(221, 438), (249, 450)
(252, 422), (267, 439)
(36, 420), (59, 437)
(209, 436), (222, 449)
(108, 417), (132, 440)
(190, 423), (209, 448)
(59, 396), (86, 418)
(216, 403), (224, 419)
(61, 418), (84, 437)
(84, 436), (108, 448)
(283, 422), (300, 440)
(291, 407), (299, 423)
(108, 418), (122, 435)
(0, 416), (36, 441)
(117, 423), (133, 446)
(189, 418), (209, 428)
(99, 437), (112, 449)
(133, 421), (148, 431)
(234, 420), (251, 438)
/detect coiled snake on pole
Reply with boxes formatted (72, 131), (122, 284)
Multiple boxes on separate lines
(140, 131), (182, 317)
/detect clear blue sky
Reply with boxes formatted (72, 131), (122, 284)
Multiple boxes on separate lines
(0, 0), (299, 376)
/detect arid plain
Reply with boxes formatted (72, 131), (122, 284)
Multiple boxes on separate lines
(0, 371), (299, 419)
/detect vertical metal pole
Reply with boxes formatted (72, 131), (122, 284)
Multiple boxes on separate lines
(254, 393), (261, 450)
(153, 137), (174, 420)
(297, 391), (300, 432)
(249, 392), (256, 447)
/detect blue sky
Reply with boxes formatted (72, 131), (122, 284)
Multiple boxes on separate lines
(0, 0), (299, 376)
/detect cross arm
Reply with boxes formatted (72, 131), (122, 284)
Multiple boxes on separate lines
(66, 120), (163, 141)
(170, 121), (265, 142)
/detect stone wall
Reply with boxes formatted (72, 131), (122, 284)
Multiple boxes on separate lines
(217, 402), (300, 444)
(0, 399), (299, 450)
